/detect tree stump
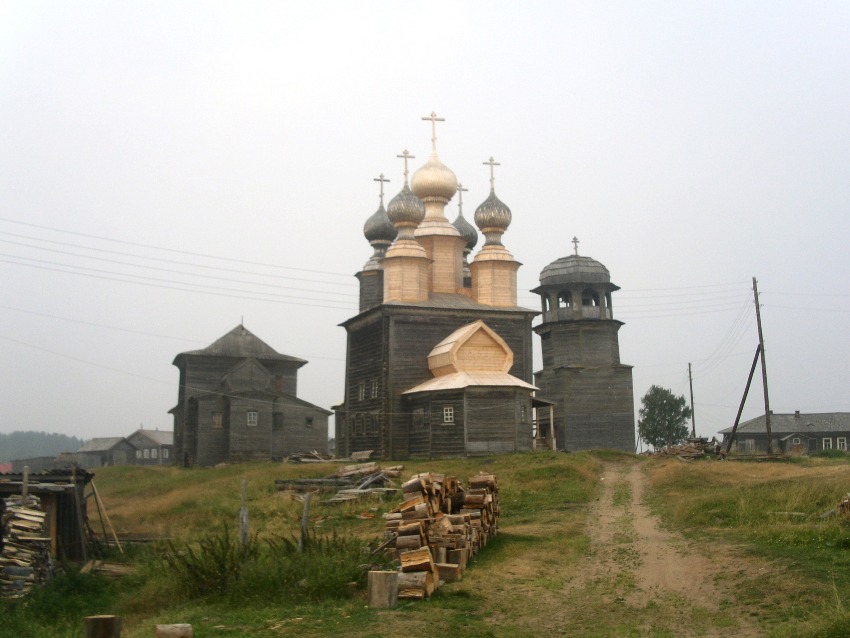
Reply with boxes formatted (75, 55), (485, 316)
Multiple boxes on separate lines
(367, 570), (398, 608)
(84, 615), (122, 638)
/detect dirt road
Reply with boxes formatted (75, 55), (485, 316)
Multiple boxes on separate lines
(561, 460), (763, 636)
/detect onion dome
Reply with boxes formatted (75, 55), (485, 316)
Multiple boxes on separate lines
(539, 255), (612, 287)
(364, 202), (396, 244)
(474, 190), (512, 237)
(387, 183), (425, 227)
(452, 210), (478, 250)
(411, 153), (458, 202)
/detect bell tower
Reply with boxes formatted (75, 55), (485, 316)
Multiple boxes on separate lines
(532, 240), (635, 451)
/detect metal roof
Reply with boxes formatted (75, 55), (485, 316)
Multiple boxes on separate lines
(719, 412), (850, 434)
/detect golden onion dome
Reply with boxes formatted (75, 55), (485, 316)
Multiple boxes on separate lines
(411, 153), (458, 202)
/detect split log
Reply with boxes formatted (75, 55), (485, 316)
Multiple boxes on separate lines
(398, 570), (435, 598)
(155, 625), (193, 638)
(436, 562), (462, 583)
(367, 571), (398, 608)
(399, 546), (435, 573)
(396, 535), (422, 551)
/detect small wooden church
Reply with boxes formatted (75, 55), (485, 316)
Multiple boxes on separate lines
(171, 325), (330, 466)
(335, 114), (539, 459)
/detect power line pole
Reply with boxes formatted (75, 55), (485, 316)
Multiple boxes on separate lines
(688, 362), (696, 438)
(753, 277), (773, 454)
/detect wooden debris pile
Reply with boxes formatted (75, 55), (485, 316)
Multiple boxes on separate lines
(274, 462), (403, 503)
(1, 495), (52, 598)
(378, 471), (499, 600)
(653, 438), (719, 459)
(283, 450), (334, 463)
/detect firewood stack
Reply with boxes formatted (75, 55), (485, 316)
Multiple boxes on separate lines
(0, 495), (52, 599)
(379, 471), (499, 600)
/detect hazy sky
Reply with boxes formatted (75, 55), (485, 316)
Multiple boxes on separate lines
(2, 1), (848, 445)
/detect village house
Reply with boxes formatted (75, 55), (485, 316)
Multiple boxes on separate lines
(720, 411), (850, 455)
(127, 428), (173, 465)
(76, 437), (136, 468)
(170, 324), (331, 467)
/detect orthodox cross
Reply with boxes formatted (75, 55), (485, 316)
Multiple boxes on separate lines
(396, 150), (415, 184)
(422, 111), (445, 152)
(457, 182), (468, 214)
(483, 156), (500, 192)
(373, 173), (390, 206)
(572, 236), (580, 255)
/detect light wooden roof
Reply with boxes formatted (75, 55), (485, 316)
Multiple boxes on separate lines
(403, 371), (537, 394)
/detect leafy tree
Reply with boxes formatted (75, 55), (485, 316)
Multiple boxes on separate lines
(637, 385), (692, 449)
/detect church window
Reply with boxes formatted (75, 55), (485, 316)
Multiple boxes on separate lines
(305, 416), (314, 428)
(247, 411), (258, 427)
(371, 380), (379, 399)
(443, 406), (454, 424)
(369, 414), (380, 434)
(823, 438), (833, 450)
(582, 289), (599, 306)
(557, 290), (571, 308)
(838, 437), (847, 451)
(212, 411), (222, 429)
(792, 437), (801, 445)
(358, 382), (366, 401)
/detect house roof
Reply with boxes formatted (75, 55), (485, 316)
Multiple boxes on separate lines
(175, 325), (306, 365)
(132, 429), (173, 446)
(77, 437), (131, 452)
(403, 371), (538, 395)
(719, 412), (850, 435)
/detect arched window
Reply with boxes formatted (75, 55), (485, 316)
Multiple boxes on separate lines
(582, 289), (599, 307)
(557, 290), (572, 308)
(542, 295), (550, 312)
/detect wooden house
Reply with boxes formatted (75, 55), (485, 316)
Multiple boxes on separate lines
(127, 428), (173, 465)
(171, 325), (330, 466)
(76, 437), (136, 468)
(336, 121), (538, 459)
(720, 411), (850, 455)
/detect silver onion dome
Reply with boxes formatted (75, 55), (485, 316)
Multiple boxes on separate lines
(452, 210), (478, 250)
(474, 190), (512, 233)
(387, 183), (426, 227)
(363, 202), (397, 244)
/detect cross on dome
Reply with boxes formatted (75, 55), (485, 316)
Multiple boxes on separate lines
(457, 182), (468, 214)
(421, 111), (445, 152)
(373, 173), (389, 206)
(396, 149), (415, 184)
(572, 236), (580, 255)
(483, 156), (501, 192)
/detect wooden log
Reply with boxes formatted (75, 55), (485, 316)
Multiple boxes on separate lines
(436, 562), (462, 583)
(447, 548), (468, 570)
(434, 546), (447, 564)
(367, 571), (398, 609)
(396, 535), (422, 551)
(398, 570), (434, 598)
(84, 615), (122, 638)
(399, 547), (435, 572)
(155, 625), (193, 638)
(397, 521), (424, 536)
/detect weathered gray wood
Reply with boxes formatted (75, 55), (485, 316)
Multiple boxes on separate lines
(84, 615), (121, 638)
(367, 571), (398, 608)
(155, 625), (193, 637)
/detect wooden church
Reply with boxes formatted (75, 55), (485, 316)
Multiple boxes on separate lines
(335, 114), (539, 459)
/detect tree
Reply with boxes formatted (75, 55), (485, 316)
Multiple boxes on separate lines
(637, 385), (692, 449)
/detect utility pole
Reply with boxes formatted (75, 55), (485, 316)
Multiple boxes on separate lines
(688, 363), (696, 438)
(753, 277), (773, 454)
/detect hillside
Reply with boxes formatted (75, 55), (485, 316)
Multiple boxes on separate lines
(7, 452), (850, 638)
(0, 430), (83, 463)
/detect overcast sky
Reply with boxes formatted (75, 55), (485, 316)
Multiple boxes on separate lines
(1, 1), (848, 446)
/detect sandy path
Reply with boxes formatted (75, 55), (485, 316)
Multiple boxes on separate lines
(564, 460), (763, 636)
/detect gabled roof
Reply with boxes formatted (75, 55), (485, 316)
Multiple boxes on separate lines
(132, 429), (173, 446)
(174, 325), (306, 365)
(77, 437), (132, 453)
(403, 371), (538, 394)
(719, 412), (850, 435)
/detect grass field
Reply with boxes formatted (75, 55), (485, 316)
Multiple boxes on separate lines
(3, 451), (850, 637)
